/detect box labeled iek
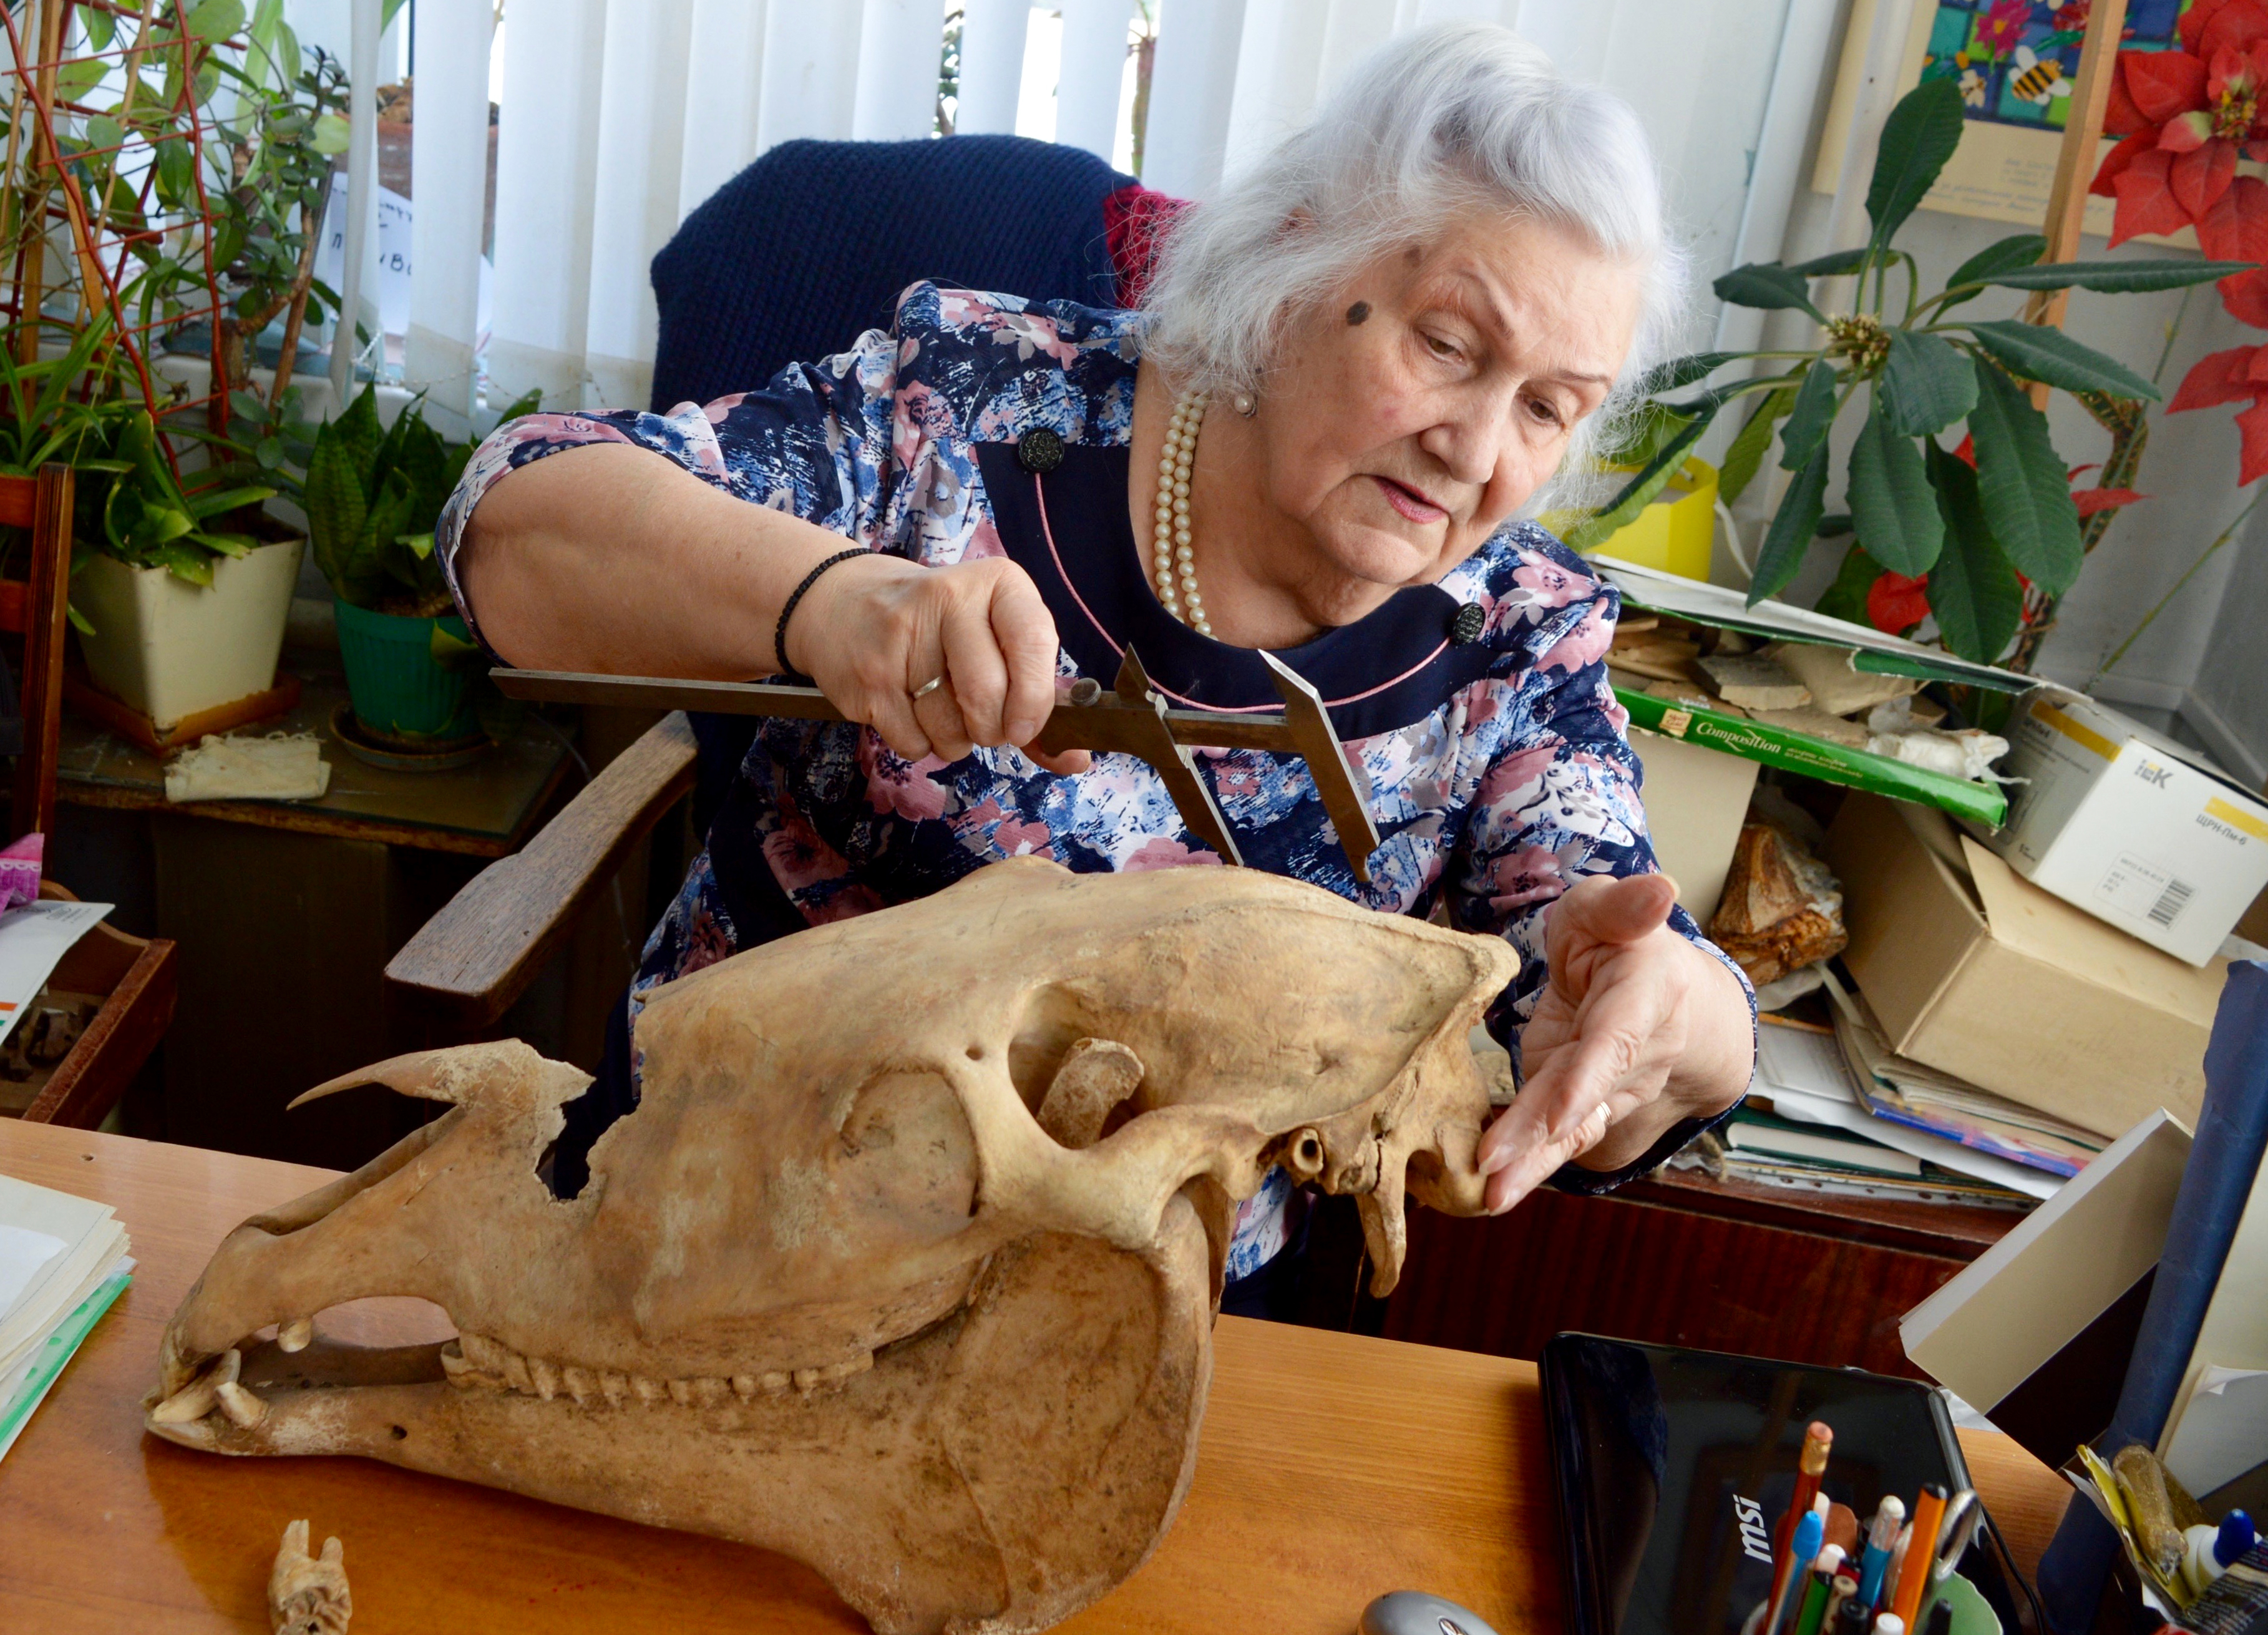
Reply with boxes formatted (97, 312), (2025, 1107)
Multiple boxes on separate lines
(1978, 691), (2268, 965)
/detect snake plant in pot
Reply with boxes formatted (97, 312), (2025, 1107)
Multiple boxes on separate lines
(1577, 76), (2249, 665)
(301, 384), (532, 744)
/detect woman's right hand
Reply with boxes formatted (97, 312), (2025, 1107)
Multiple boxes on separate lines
(784, 552), (1091, 774)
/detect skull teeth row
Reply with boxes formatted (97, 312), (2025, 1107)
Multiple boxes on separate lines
(441, 1332), (874, 1406)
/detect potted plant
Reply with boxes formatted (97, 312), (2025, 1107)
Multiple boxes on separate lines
(0, 315), (299, 734)
(301, 384), (531, 744)
(1579, 76), (2246, 666)
(0, 1), (349, 736)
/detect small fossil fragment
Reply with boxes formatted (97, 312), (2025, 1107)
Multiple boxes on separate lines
(268, 1518), (351, 1635)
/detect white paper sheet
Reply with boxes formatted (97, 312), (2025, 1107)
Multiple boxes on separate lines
(0, 899), (111, 1047)
(2163, 1365), (2268, 1500)
(0, 1223), (67, 1322)
(0, 1174), (122, 1369)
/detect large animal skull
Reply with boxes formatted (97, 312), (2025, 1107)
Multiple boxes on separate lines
(148, 859), (1514, 1633)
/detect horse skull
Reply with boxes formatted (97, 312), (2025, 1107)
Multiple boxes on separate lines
(148, 859), (1512, 1633)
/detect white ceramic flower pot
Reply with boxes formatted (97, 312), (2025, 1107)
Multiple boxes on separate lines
(74, 537), (304, 731)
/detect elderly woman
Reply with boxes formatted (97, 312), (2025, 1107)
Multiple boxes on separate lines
(439, 22), (1755, 1307)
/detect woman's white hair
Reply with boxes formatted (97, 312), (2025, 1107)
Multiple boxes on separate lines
(1141, 21), (1688, 512)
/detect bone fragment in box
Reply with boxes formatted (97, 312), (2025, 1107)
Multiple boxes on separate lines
(1608, 632), (1701, 684)
(1763, 642), (1919, 716)
(1696, 652), (1811, 711)
(1746, 705), (1869, 748)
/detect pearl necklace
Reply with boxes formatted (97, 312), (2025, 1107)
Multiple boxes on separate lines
(1152, 389), (1210, 635)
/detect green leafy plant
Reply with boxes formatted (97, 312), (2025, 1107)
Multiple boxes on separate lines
(1579, 76), (2249, 663)
(44, 0), (351, 415)
(304, 385), (535, 617)
(0, 313), (274, 599)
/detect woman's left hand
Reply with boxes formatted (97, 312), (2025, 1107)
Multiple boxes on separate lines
(1475, 873), (1753, 1214)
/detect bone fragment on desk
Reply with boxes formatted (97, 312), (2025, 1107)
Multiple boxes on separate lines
(1706, 821), (1849, 986)
(1697, 653), (1811, 712)
(268, 1519), (351, 1635)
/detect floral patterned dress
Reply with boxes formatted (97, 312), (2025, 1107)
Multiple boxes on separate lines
(437, 283), (1754, 1275)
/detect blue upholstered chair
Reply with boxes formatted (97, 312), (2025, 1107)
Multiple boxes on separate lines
(387, 135), (1154, 1045)
(650, 135), (1135, 414)
(646, 135), (1142, 836)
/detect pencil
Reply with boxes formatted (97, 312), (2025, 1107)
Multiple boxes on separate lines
(1772, 1422), (1835, 1615)
(1891, 1484), (1947, 1628)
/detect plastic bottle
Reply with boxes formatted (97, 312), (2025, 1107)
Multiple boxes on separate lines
(2179, 1511), (2257, 1598)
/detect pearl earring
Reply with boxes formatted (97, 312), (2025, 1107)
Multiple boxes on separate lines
(1231, 391), (1257, 417)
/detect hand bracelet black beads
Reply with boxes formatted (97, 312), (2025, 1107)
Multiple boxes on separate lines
(772, 547), (870, 686)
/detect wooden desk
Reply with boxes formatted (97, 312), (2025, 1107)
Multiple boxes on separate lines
(0, 1120), (2071, 1634)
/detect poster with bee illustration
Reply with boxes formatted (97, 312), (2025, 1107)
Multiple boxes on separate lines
(1814, 0), (2192, 238)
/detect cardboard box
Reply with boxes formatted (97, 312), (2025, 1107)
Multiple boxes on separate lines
(1630, 726), (1759, 924)
(1977, 691), (2268, 966)
(1825, 791), (2228, 1138)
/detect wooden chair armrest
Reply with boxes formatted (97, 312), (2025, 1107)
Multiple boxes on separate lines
(386, 711), (699, 1037)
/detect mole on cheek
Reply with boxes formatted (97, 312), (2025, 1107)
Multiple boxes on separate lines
(1345, 301), (1371, 326)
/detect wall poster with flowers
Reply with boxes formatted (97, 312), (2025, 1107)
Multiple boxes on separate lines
(1815, 0), (2192, 233)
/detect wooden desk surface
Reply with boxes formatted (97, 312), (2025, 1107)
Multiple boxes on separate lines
(55, 671), (571, 858)
(0, 1120), (2073, 1633)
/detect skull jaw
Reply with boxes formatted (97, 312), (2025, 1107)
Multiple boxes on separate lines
(145, 1204), (1214, 1635)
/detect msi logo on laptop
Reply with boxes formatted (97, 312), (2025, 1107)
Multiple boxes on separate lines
(1733, 1494), (1775, 1563)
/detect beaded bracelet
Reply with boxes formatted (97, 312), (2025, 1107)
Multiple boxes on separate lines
(772, 547), (870, 685)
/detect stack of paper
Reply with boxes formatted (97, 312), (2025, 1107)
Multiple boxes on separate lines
(0, 1173), (131, 1461)
(0, 897), (112, 1049)
(1745, 1010), (2055, 1204)
(1816, 968), (2099, 1182)
(1823, 972), (2105, 1177)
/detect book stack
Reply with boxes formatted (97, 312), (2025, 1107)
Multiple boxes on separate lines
(0, 1171), (131, 1461)
(1686, 964), (2084, 1209)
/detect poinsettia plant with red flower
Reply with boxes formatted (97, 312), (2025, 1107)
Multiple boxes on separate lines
(2093, 0), (2268, 248)
(2093, 0), (2268, 487)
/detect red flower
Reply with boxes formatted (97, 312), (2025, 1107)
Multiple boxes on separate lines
(1867, 572), (1932, 636)
(2090, 1), (2268, 245)
(2195, 175), (2268, 323)
(2169, 343), (2268, 482)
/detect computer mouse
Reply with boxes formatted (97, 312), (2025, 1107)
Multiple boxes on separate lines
(1356, 1589), (1502, 1635)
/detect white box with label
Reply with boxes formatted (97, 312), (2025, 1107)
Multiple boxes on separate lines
(1975, 691), (2268, 965)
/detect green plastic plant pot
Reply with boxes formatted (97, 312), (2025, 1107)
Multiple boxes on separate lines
(333, 597), (479, 742)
